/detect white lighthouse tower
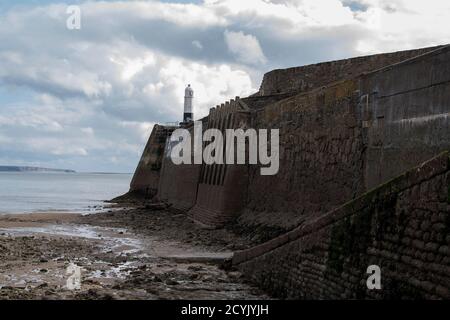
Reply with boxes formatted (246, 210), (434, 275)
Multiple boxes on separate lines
(183, 84), (194, 123)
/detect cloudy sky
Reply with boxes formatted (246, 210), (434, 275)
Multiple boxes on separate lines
(0, 0), (449, 172)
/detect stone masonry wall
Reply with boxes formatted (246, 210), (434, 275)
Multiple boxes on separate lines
(130, 125), (176, 197)
(239, 45), (450, 236)
(234, 152), (450, 299)
(240, 80), (365, 234)
(157, 128), (201, 211)
(259, 46), (441, 96)
(189, 99), (251, 227)
(360, 45), (450, 189)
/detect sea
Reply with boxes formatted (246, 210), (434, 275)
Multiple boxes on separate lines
(0, 172), (132, 214)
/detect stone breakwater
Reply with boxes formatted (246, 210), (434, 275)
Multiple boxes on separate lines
(127, 45), (450, 299)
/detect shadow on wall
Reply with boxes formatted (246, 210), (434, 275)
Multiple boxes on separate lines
(234, 151), (450, 299)
(128, 45), (450, 235)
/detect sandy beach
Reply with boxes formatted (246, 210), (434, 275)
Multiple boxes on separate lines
(0, 207), (267, 300)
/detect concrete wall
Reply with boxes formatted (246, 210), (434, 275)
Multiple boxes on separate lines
(234, 152), (450, 299)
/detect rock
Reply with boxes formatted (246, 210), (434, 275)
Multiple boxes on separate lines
(165, 279), (179, 286)
(202, 275), (214, 282)
(227, 272), (242, 280)
(438, 245), (448, 255)
(82, 279), (100, 285)
(436, 285), (449, 298)
(189, 274), (199, 280)
(187, 265), (203, 272)
(425, 242), (439, 252)
(145, 203), (167, 211)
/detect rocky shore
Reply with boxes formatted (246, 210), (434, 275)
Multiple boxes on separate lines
(0, 208), (268, 300)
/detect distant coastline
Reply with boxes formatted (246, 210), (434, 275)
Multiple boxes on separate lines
(0, 166), (76, 173)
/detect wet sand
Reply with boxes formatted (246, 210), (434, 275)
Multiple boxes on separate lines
(0, 208), (267, 300)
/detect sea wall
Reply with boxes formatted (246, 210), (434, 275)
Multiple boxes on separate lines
(126, 45), (450, 300)
(360, 45), (450, 189)
(157, 118), (207, 211)
(129, 45), (449, 232)
(188, 99), (251, 227)
(238, 45), (450, 235)
(258, 46), (441, 96)
(129, 125), (176, 197)
(234, 152), (450, 299)
(240, 80), (365, 234)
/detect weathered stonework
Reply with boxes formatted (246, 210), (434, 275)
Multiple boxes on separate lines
(238, 45), (450, 236)
(240, 80), (365, 235)
(360, 47), (450, 190)
(128, 45), (450, 299)
(129, 124), (177, 198)
(258, 46), (442, 96)
(188, 98), (252, 226)
(157, 120), (205, 211)
(234, 152), (450, 299)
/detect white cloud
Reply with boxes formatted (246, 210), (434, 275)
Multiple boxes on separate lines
(155, 57), (255, 118)
(51, 146), (88, 156)
(192, 40), (203, 50)
(110, 54), (156, 81)
(224, 30), (267, 65)
(83, 1), (228, 28)
(0, 0), (449, 171)
(352, 0), (450, 53)
(119, 121), (156, 143)
(81, 127), (94, 135)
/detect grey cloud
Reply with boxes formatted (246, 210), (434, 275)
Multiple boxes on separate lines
(0, 0), (448, 172)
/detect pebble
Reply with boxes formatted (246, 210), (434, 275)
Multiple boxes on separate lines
(165, 279), (179, 286)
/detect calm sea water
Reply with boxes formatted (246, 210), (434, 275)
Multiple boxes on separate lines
(0, 172), (132, 214)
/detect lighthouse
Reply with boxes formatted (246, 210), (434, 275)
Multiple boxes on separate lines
(183, 84), (194, 123)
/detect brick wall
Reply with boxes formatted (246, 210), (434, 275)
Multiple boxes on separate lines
(234, 152), (450, 299)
